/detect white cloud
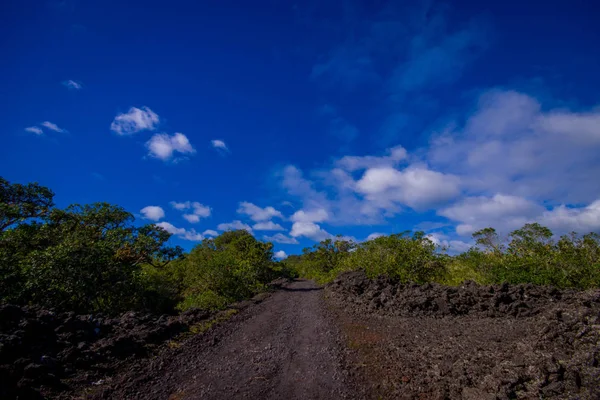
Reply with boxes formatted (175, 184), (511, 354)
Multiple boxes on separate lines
(252, 221), (285, 231)
(428, 90), (600, 204)
(237, 202), (283, 222)
(263, 233), (299, 244)
(155, 222), (204, 241)
(337, 145), (407, 171)
(140, 205), (165, 221)
(41, 121), (65, 133)
(439, 194), (543, 236)
(62, 80), (82, 90)
(290, 221), (331, 241)
(25, 126), (43, 135)
(211, 139), (229, 151)
(425, 232), (473, 253)
(202, 229), (219, 237)
(290, 209), (329, 223)
(539, 200), (600, 234)
(170, 201), (190, 210)
(274, 250), (287, 259)
(169, 201), (211, 223)
(366, 232), (385, 241)
(356, 166), (461, 210)
(146, 133), (195, 161)
(217, 220), (253, 233)
(111, 106), (159, 135)
(183, 214), (201, 223)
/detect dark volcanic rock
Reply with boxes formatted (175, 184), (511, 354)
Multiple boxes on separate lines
(0, 304), (214, 399)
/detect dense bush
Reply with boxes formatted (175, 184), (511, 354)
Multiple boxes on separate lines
(174, 230), (288, 311)
(0, 177), (290, 316)
(288, 225), (600, 289)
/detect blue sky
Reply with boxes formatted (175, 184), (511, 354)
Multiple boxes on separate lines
(2, 0), (600, 257)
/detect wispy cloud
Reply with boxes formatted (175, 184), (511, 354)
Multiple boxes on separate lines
(217, 220), (253, 233)
(155, 221), (204, 241)
(111, 106), (159, 135)
(169, 201), (211, 223)
(263, 233), (299, 244)
(41, 121), (65, 133)
(211, 139), (229, 152)
(62, 80), (82, 90)
(252, 221), (285, 231)
(237, 202), (283, 222)
(146, 133), (195, 162)
(25, 126), (43, 135)
(140, 206), (165, 221)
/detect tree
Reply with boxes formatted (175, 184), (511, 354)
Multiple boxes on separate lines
(0, 177), (54, 231)
(472, 227), (504, 253)
(0, 197), (183, 314)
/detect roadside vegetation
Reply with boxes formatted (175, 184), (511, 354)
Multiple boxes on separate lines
(0, 176), (293, 316)
(286, 226), (600, 289)
(2, 175), (598, 318)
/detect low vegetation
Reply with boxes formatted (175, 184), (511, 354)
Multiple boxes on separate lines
(286, 227), (600, 289)
(0, 176), (293, 316)
(2, 175), (598, 318)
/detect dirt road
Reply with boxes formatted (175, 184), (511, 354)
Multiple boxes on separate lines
(93, 279), (352, 400)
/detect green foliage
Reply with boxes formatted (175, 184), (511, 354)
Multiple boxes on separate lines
(1, 177), (294, 315)
(1, 198), (183, 314)
(176, 230), (277, 311)
(0, 176), (54, 232)
(290, 224), (600, 289)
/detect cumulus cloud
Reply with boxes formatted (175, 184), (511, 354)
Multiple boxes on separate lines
(140, 206), (165, 221)
(274, 250), (287, 259)
(25, 126), (43, 135)
(202, 229), (219, 237)
(539, 200), (600, 234)
(237, 202), (283, 222)
(62, 80), (82, 90)
(252, 221), (285, 231)
(356, 166), (461, 210)
(146, 133), (195, 161)
(290, 222), (331, 241)
(263, 233), (299, 244)
(217, 220), (253, 233)
(155, 222), (204, 241)
(111, 106), (159, 135)
(439, 194), (543, 236)
(211, 139), (229, 151)
(169, 201), (211, 223)
(290, 209), (329, 223)
(428, 90), (600, 204)
(41, 121), (65, 133)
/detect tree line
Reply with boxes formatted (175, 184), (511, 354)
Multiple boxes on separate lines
(0, 177), (293, 316)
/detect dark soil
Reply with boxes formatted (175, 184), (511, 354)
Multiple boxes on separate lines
(326, 271), (600, 399)
(0, 303), (214, 399)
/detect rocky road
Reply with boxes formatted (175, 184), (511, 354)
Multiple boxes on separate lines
(92, 279), (352, 400)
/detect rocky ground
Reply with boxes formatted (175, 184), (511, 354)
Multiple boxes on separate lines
(326, 271), (600, 399)
(2, 274), (599, 399)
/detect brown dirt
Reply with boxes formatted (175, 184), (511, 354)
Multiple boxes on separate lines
(87, 279), (352, 400)
(326, 271), (600, 400)
(4, 274), (599, 399)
